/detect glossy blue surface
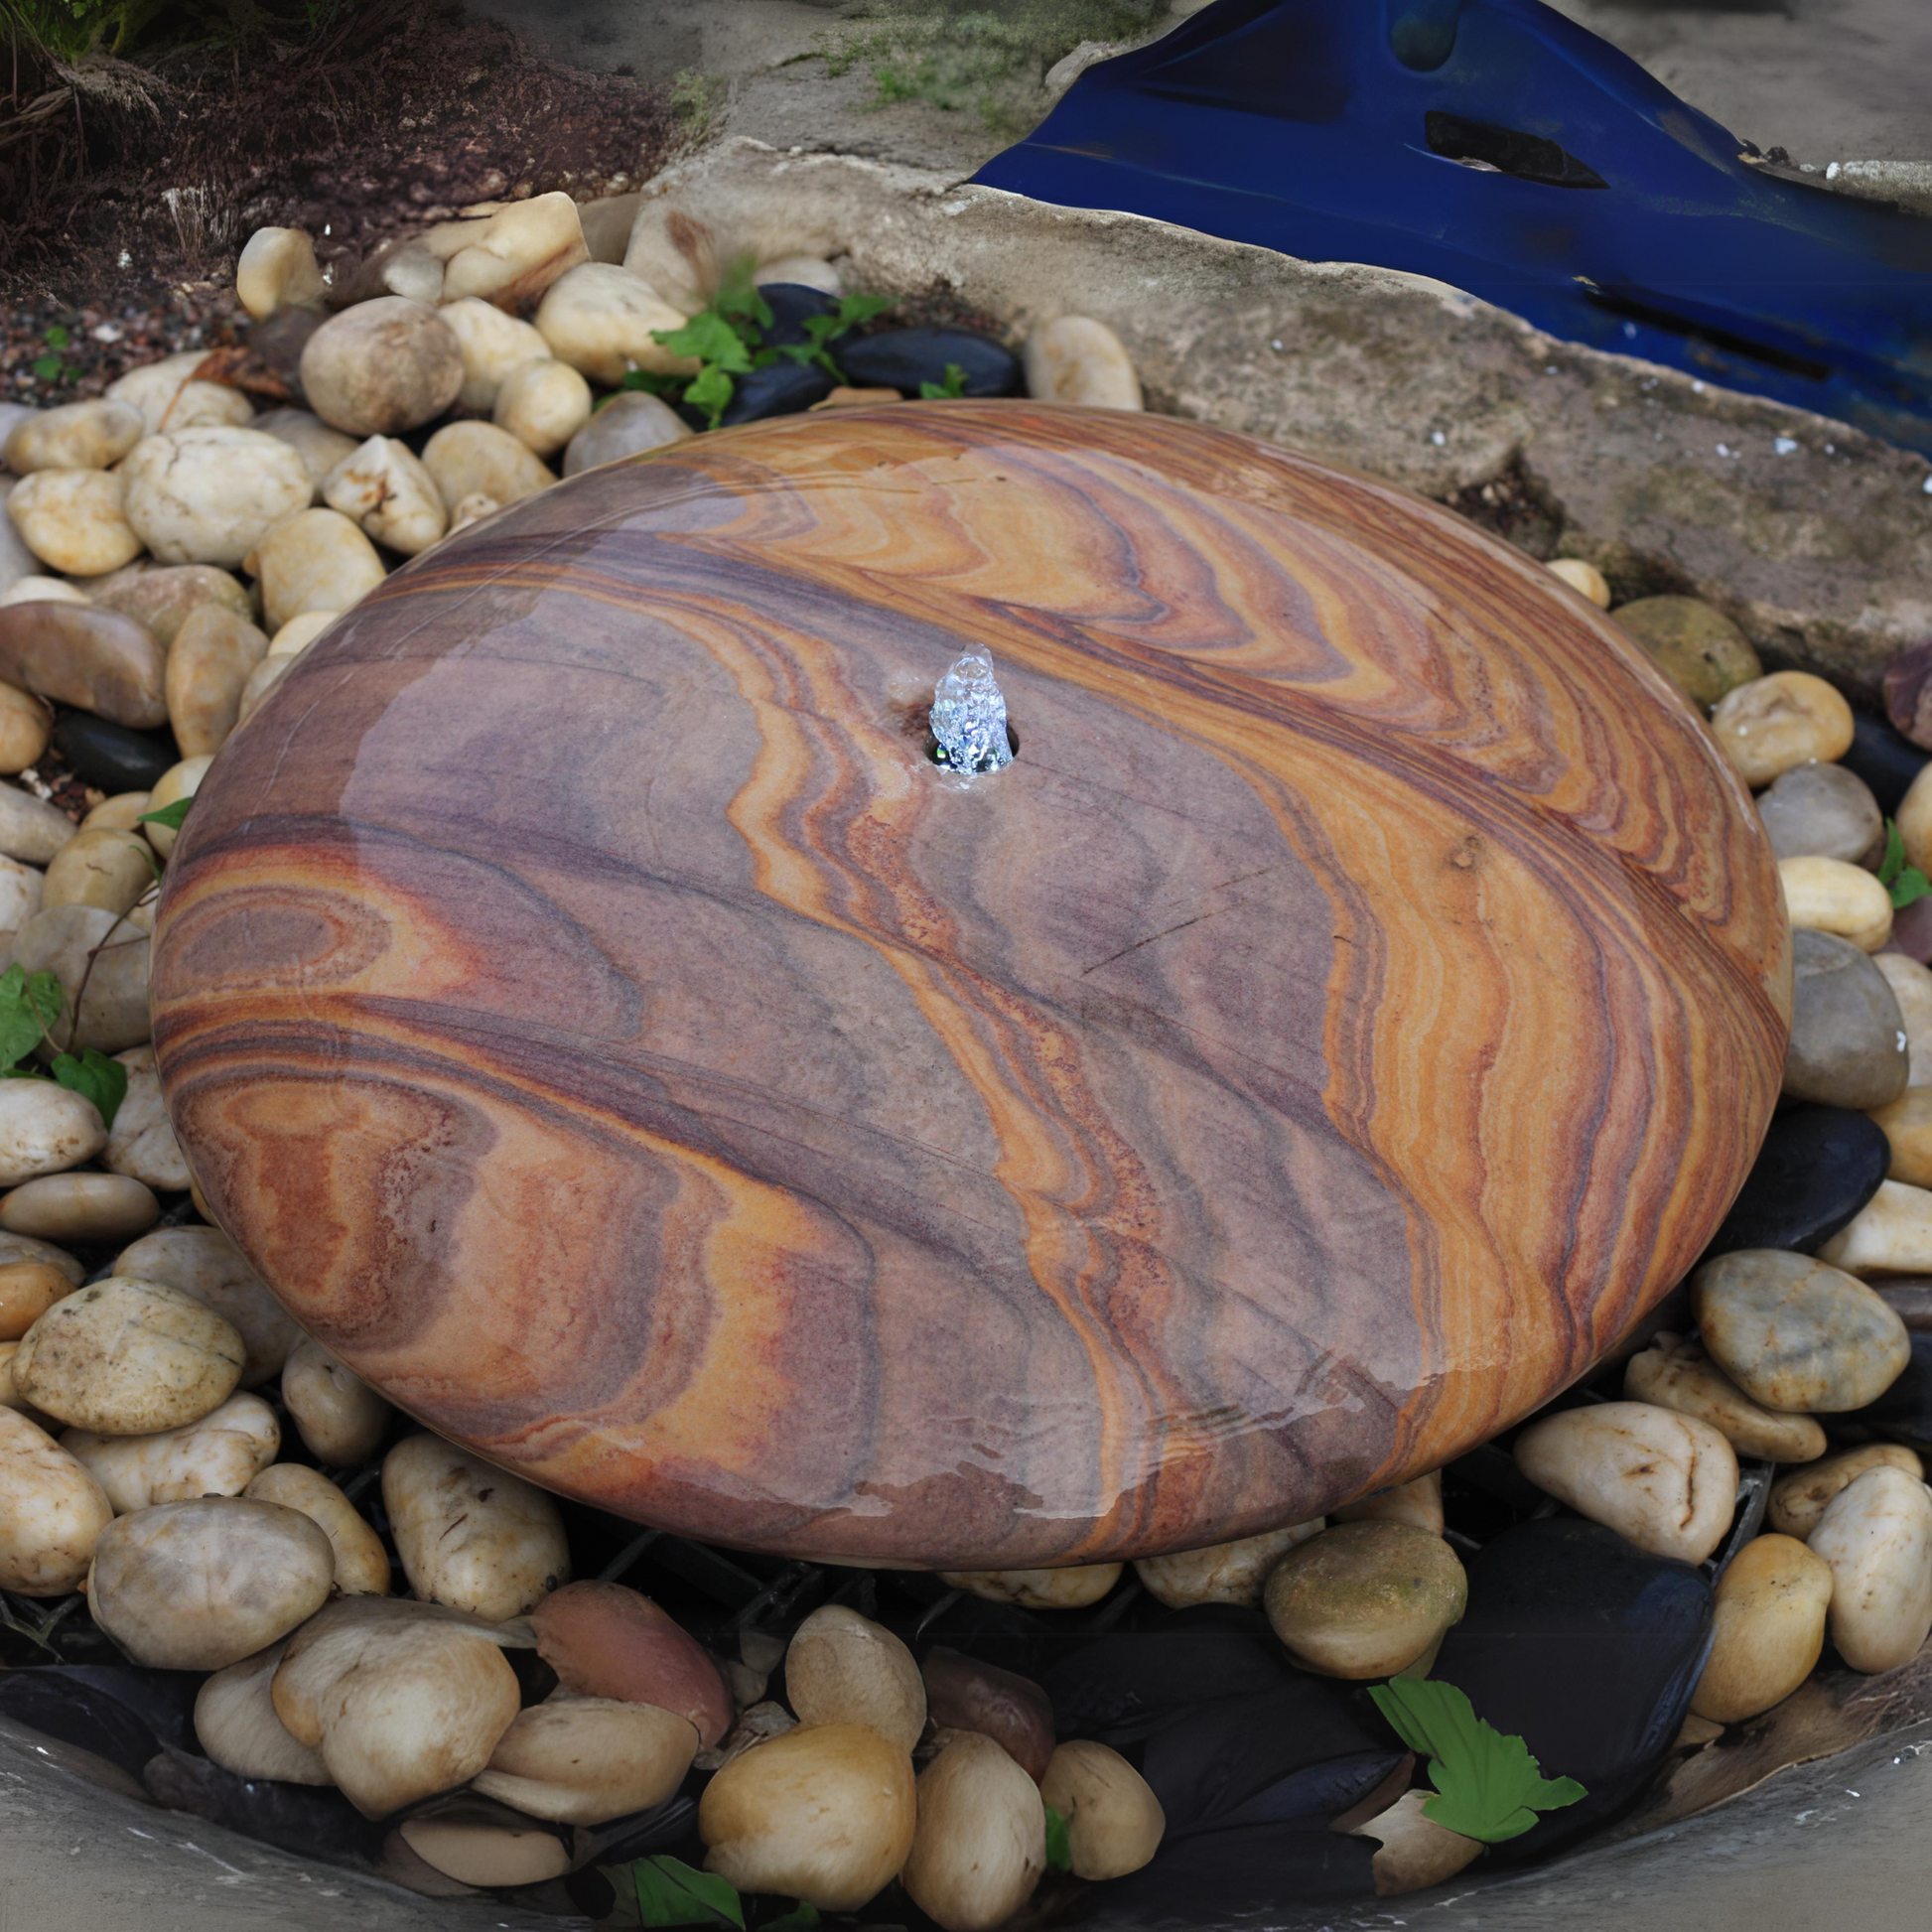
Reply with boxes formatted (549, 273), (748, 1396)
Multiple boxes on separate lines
(974, 0), (1932, 454)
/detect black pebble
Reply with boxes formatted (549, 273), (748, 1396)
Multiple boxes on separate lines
(757, 282), (841, 349)
(1429, 1517), (1713, 1865)
(837, 326), (1024, 398)
(54, 711), (180, 792)
(1705, 1103), (1891, 1256)
(1850, 1329), (1932, 1444)
(1842, 709), (1930, 816)
(695, 360), (834, 430)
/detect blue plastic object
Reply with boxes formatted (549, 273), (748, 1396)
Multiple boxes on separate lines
(973, 0), (1932, 454)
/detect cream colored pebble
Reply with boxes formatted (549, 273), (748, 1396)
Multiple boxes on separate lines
(1022, 316), (1143, 411)
(1896, 761), (1932, 879)
(1546, 557), (1612, 608)
(1779, 854), (1893, 952)
(143, 756), (210, 860)
(938, 1564), (1123, 1610)
(0, 577), (89, 608)
(322, 436), (447, 556)
(438, 299), (553, 414)
(1711, 672), (1855, 786)
(1819, 1177), (1932, 1275)
(269, 610), (339, 656)
(235, 227), (325, 320)
(1810, 1465), (1932, 1673)
(493, 357), (593, 458)
(6, 470), (142, 577)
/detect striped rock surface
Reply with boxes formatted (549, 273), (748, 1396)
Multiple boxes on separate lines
(150, 401), (1790, 1568)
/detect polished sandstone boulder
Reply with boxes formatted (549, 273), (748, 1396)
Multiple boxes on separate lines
(150, 401), (1790, 1568)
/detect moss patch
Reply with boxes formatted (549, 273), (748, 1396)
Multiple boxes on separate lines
(820, 0), (1165, 132)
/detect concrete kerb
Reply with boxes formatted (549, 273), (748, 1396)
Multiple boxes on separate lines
(610, 137), (1932, 700)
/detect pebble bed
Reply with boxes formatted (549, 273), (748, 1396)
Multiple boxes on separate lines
(5, 194), (1932, 1926)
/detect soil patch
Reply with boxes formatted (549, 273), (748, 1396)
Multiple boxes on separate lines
(1, 0), (688, 340)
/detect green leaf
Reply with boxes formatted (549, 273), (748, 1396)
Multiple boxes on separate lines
(682, 362), (737, 431)
(919, 361), (969, 400)
(833, 292), (897, 333)
(651, 311), (754, 376)
(1893, 866), (1932, 909)
(712, 252), (773, 340)
(51, 1048), (127, 1130)
(30, 355), (64, 383)
(1880, 819), (1907, 887)
(600, 1857), (745, 1928)
(26, 971), (64, 1037)
(1043, 1802), (1072, 1873)
(619, 368), (684, 397)
(760, 1907), (819, 1931)
(137, 796), (194, 832)
(0, 964), (55, 1069)
(776, 338), (844, 383)
(1368, 1677), (1586, 1844)
(45, 325), (69, 350)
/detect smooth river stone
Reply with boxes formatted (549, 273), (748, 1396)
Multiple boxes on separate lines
(1819, 1178), (1932, 1277)
(1611, 597), (1761, 711)
(53, 714), (179, 794)
(0, 604), (168, 730)
(561, 390), (690, 477)
(1623, 1334), (1826, 1461)
(1873, 953), (1932, 1086)
(148, 402), (1790, 1567)
(1783, 928), (1907, 1110)
(1755, 760), (1883, 866)
(1693, 1248), (1911, 1412)
(91, 565), (253, 649)
(1809, 1465), (1932, 1672)
(1868, 1088), (1932, 1189)
(1702, 1104), (1888, 1256)
(836, 329), (1024, 399)
(1513, 1401), (1738, 1563)
(1690, 1532), (1832, 1725)
(1768, 1442), (1923, 1538)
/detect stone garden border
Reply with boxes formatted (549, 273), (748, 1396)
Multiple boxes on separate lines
(601, 137), (1932, 703)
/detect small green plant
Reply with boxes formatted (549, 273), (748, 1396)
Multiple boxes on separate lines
(772, 292), (897, 383)
(634, 259), (900, 430)
(820, 0), (1164, 133)
(668, 68), (726, 144)
(1369, 1677), (1586, 1843)
(919, 361), (969, 399)
(1878, 819), (1930, 909)
(30, 325), (78, 388)
(1043, 1800), (1072, 1872)
(136, 795), (194, 835)
(9, 0), (183, 60)
(600, 1855), (819, 1929)
(0, 964), (129, 1128)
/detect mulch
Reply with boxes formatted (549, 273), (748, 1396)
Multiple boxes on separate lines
(0, 0), (689, 407)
